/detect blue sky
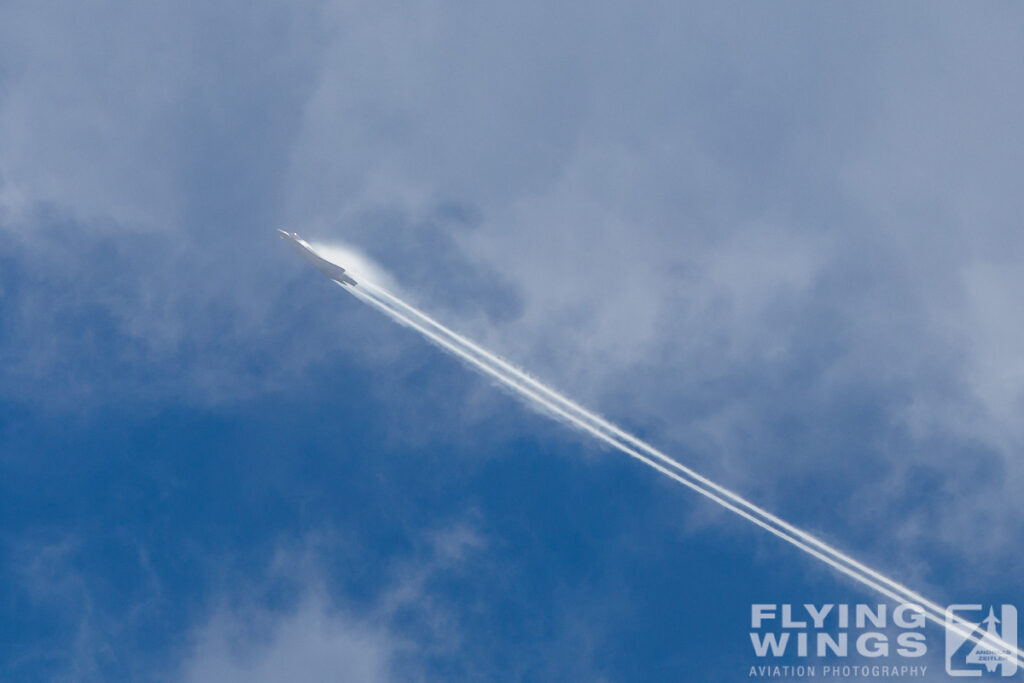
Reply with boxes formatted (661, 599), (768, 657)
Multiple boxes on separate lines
(2, 2), (1023, 681)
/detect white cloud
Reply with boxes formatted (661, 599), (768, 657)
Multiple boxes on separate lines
(174, 524), (488, 683)
(2, 0), (1022, 596)
(179, 597), (394, 683)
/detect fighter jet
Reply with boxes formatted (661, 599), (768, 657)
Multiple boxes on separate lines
(278, 229), (357, 286)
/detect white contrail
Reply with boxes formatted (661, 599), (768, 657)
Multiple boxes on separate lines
(357, 281), (1019, 653)
(341, 279), (1023, 668)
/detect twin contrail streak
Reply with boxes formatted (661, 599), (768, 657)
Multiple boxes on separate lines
(342, 278), (1024, 668)
(275, 223), (1019, 668)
